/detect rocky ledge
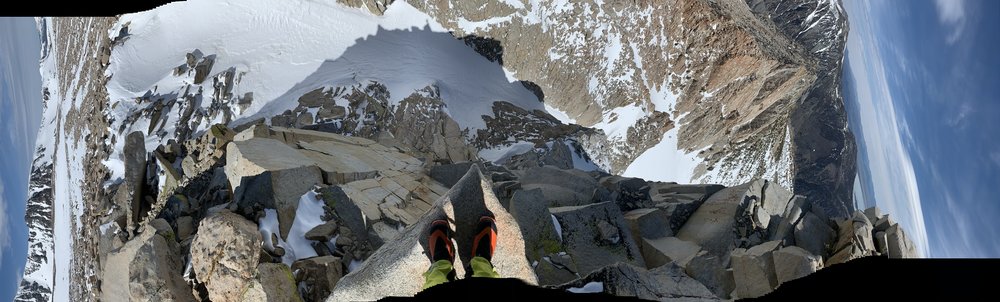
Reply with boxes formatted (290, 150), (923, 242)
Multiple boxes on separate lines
(93, 123), (914, 301)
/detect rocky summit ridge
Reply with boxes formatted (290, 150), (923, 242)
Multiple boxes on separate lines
(17, 0), (876, 301)
(89, 124), (914, 301)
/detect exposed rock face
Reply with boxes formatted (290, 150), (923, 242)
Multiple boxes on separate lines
(226, 137), (324, 239)
(329, 166), (537, 300)
(555, 262), (718, 301)
(243, 263), (301, 302)
(772, 245), (823, 286)
(518, 166), (601, 207)
(100, 225), (194, 302)
(391, 87), (477, 164)
(121, 131), (148, 235)
(508, 189), (561, 264)
(676, 180), (791, 258)
(731, 240), (782, 298)
(793, 211), (836, 257)
(190, 211), (263, 302)
(550, 201), (646, 276)
(827, 211), (877, 266)
(745, 0), (857, 219)
(884, 223), (918, 258)
(27, 2), (880, 300)
(624, 208), (672, 243)
(641, 236), (702, 269)
(648, 183), (725, 234)
(292, 256), (343, 302)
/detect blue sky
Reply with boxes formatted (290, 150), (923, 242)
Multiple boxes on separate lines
(843, 0), (1000, 258)
(0, 17), (43, 300)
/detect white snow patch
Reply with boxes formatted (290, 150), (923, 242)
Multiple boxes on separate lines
(259, 209), (283, 253)
(478, 141), (536, 163)
(551, 214), (563, 242)
(622, 127), (701, 183)
(544, 103), (576, 124)
(592, 104), (644, 140)
(566, 141), (600, 172)
(567, 282), (604, 294)
(282, 190), (328, 266)
(103, 0), (544, 183)
(456, 16), (513, 33)
(348, 259), (364, 273)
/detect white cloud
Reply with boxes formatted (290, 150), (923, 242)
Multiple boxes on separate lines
(0, 179), (10, 258)
(946, 102), (972, 129)
(991, 152), (1000, 169)
(934, 0), (968, 44)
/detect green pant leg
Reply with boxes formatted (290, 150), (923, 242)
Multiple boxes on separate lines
(469, 256), (500, 278)
(422, 260), (455, 290)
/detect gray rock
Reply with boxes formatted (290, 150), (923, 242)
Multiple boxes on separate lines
(863, 206), (882, 225)
(684, 250), (735, 299)
(503, 140), (573, 171)
(243, 263), (301, 302)
(493, 180), (521, 209)
(873, 215), (894, 232)
(176, 216), (194, 241)
(542, 139), (573, 169)
(623, 208), (672, 244)
(227, 138), (324, 239)
(556, 262), (717, 301)
(771, 246), (822, 285)
(508, 189), (561, 262)
(317, 186), (374, 259)
(793, 211), (834, 257)
(762, 181), (793, 220)
(429, 162), (476, 187)
(769, 196), (810, 245)
(885, 223), (917, 258)
(154, 150), (183, 201)
(874, 231), (888, 255)
(193, 54), (215, 84)
(101, 225), (194, 302)
(534, 256), (578, 285)
(149, 218), (173, 237)
(826, 212), (876, 266)
(519, 165), (600, 207)
(731, 240), (782, 299)
(676, 182), (753, 257)
(292, 256), (343, 302)
(649, 182), (725, 234)
(122, 131), (147, 235)
(641, 237), (702, 269)
(329, 166), (537, 300)
(97, 218), (125, 269)
(390, 89), (476, 164)
(305, 221), (339, 242)
(733, 180), (793, 248)
(600, 176), (654, 212)
(190, 211), (262, 302)
(550, 201), (645, 276)
(597, 220), (621, 245)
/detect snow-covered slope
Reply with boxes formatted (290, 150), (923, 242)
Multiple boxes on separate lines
(16, 17), (95, 302)
(102, 0), (555, 185)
